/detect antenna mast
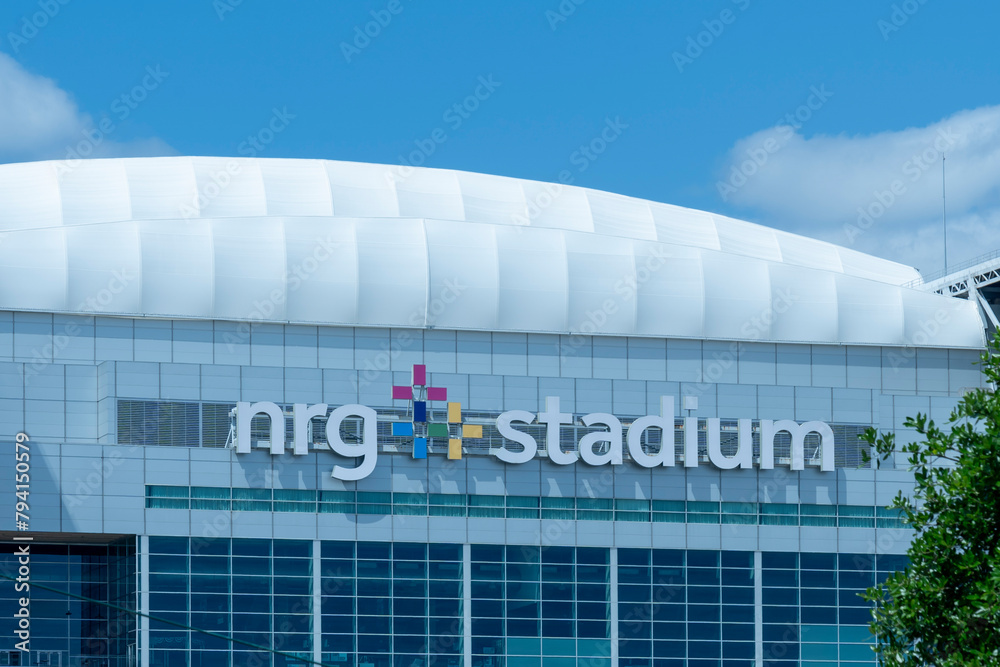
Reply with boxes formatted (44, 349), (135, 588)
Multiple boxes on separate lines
(943, 155), (948, 274)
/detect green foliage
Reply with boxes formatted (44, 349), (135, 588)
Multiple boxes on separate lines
(862, 335), (1000, 666)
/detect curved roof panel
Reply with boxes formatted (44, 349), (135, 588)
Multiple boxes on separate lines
(0, 156), (984, 348)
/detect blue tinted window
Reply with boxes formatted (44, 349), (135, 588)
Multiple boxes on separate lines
(542, 547), (574, 564)
(840, 570), (875, 588)
(429, 543), (462, 561)
(619, 566), (650, 584)
(762, 552), (797, 569)
(472, 544), (504, 562)
(839, 553), (874, 571)
(688, 586), (720, 604)
(688, 639), (721, 657)
(799, 552), (835, 569)
(877, 554), (909, 571)
(653, 550), (684, 566)
(393, 542), (427, 560)
(473, 599), (503, 617)
(686, 551), (719, 568)
(722, 568), (753, 586)
(762, 588), (797, 605)
(273, 540), (310, 558)
(687, 568), (720, 586)
(722, 587), (754, 605)
(358, 542), (392, 560)
(688, 604), (720, 622)
(577, 547), (609, 565)
(721, 551), (753, 568)
(150, 536), (188, 554)
(321, 541), (354, 559)
(507, 545), (539, 563)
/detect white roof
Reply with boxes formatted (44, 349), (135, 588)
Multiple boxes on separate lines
(0, 156), (984, 348)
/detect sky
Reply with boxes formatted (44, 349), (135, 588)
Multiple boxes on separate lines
(1, 0), (999, 278)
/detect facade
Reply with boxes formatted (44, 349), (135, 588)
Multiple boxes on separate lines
(0, 156), (988, 667)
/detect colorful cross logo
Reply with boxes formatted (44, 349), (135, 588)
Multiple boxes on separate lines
(390, 364), (482, 460)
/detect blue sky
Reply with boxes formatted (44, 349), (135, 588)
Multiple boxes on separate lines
(2, 0), (999, 276)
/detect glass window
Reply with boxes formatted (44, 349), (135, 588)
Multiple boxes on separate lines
(429, 599), (461, 616)
(149, 536), (189, 554)
(357, 560), (391, 578)
(686, 551), (719, 568)
(799, 552), (836, 570)
(356, 491), (391, 515)
(191, 556), (229, 575)
(801, 605), (836, 624)
(686, 568), (720, 586)
(577, 602), (608, 620)
(430, 579), (462, 598)
(541, 582), (574, 600)
(429, 561), (462, 580)
(149, 555), (188, 573)
(722, 586), (754, 605)
(507, 580), (540, 600)
(841, 570), (875, 588)
(506, 562), (539, 581)
(577, 565), (609, 583)
(394, 560), (427, 579)
(542, 601), (574, 620)
(472, 562), (504, 581)
(721, 604), (754, 623)
(577, 548), (609, 565)
(877, 554), (909, 572)
(839, 553), (875, 571)
(233, 538), (271, 557)
(762, 552), (798, 569)
(618, 549), (651, 566)
(762, 604), (798, 624)
(507, 599), (539, 618)
(541, 547), (574, 564)
(540, 497), (575, 519)
(722, 568), (753, 586)
(320, 558), (353, 578)
(148, 485), (189, 498)
(357, 578), (391, 596)
(429, 543), (462, 561)
(688, 604), (719, 621)
(471, 544), (504, 562)
(762, 569), (798, 587)
(688, 623), (721, 640)
(273, 558), (310, 577)
(394, 579), (427, 598)
(541, 619), (574, 638)
(687, 587), (720, 604)
(619, 585), (652, 603)
(577, 584), (610, 601)
(571, 497), (610, 520)
(838, 505), (876, 528)
(617, 566), (650, 584)
(471, 581), (503, 599)
(762, 587), (797, 605)
(800, 587), (836, 606)
(468, 494), (505, 518)
(150, 573), (188, 591)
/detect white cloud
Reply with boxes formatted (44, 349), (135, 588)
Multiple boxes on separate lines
(716, 105), (1000, 276)
(0, 52), (173, 163)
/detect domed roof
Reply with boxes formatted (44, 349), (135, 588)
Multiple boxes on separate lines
(0, 156), (984, 348)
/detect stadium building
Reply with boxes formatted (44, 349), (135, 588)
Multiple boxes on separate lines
(0, 156), (991, 667)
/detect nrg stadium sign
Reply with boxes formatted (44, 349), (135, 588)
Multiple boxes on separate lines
(232, 363), (834, 481)
(232, 400), (835, 482)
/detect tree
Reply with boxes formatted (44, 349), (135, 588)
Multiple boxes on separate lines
(862, 335), (1000, 666)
